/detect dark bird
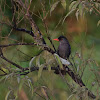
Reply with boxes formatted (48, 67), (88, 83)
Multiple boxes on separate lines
(53, 36), (71, 75)
(53, 36), (71, 59)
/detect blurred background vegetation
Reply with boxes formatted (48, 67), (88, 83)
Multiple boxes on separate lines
(0, 0), (100, 100)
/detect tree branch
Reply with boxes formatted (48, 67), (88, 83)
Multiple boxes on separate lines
(0, 1), (96, 99)
(0, 46), (96, 99)
(0, 43), (55, 54)
(47, 36), (56, 52)
(0, 45), (96, 98)
(0, 73), (8, 76)
(0, 48), (25, 71)
(18, 65), (96, 99)
(13, 27), (34, 37)
(0, 68), (7, 74)
(16, 0), (46, 44)
(0, 43), (35, 48)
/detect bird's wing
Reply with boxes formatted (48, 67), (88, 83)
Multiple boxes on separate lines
(60, 57), (70, 65)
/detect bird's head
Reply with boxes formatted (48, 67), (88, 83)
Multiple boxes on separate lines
(53, 36), (67, 42)
(53, 35), (71, 59)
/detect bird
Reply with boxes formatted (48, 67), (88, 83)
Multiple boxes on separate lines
(53, 36), (71, 59)
(53, 36), (71, 75)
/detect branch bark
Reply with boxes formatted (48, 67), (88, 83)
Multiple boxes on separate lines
(16, 0), (46, 44)
(18, 65), (96, 99)
(0, 0), (96, 99)
(0, 43), (35, 47)
(0, 46), (96, 99)
(0, 48), (25, 71)
(0, 43), (55, 54)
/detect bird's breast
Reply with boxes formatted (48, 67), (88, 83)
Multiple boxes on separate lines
(58, 43), (71, 59)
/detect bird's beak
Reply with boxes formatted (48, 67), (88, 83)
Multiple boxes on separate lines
(53, 38), (59, 41)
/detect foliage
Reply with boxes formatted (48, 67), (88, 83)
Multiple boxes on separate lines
(0, 0), (100, 100)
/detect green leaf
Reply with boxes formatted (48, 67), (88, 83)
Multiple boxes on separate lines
(36, 55), (41, 67)
(27, 78), (33, 94)
(69, 1), (79, 10)
(29, 56), (36, 67)
(97, 20), (100, 26)
(60, 0), (66, 9)
(5, 90), (12, 100)
(69, 1), (77, 10)
(76, 9), (79, 20)
(54, 54), (63, 69)
(17, 74), (20, 84)
(89, 8), (93, 14)
(48, 64), (51, 72)
(38, 64), (44, 78)
(19, 81), (24, 91)
(79, 3), (83, 17)
(50, 1), (60, 15)
(62, 8), (76, 24)
(0, 76), (6, 82)
(95, 2), (100, 9)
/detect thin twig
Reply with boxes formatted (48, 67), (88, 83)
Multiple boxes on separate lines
(40, 4), (56, 52)
(0, 68), (7, 74)
(0, 42), (55, 54)
(17, 65), (96, 99)
(47, 36), (56, 52)
(0, 47), (96, 99)
(16, 0), (46, 44)
(0, 43), (35, 48)
(0, 48), (25, 71)
(13, 27), (34, 37)
(0, 73), (8, 76)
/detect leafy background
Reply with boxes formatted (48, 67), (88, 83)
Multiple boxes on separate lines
(0, 0), (100, 100)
